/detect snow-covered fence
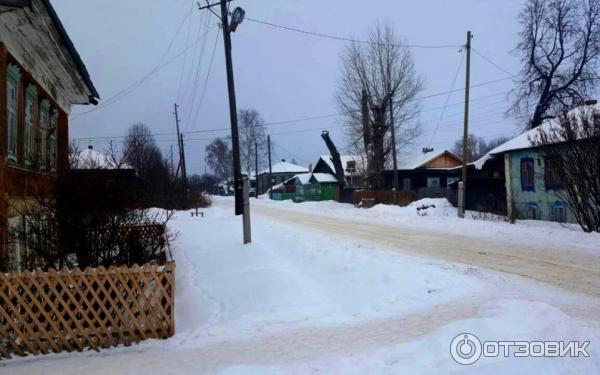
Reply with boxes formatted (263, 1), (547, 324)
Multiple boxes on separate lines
(0, 261), (175, 359)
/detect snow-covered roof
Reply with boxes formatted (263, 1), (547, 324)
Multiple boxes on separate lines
(284, 172), (339, 185)
(318, 155), (364, 176)
(473, 103), (600, 170)
(312, 173), (338, 183)
(259, 161), (308, 175)
(72, 148), (132, 170)
(390, 150), (460, 170)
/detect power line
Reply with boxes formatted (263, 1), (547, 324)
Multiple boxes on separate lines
(175, 1), (197, 104)
(69, 75), (514, 140)
(182, 16), (213, 129)
(428, 49), (465, 146)
(472, 48), (520, 79)
(71, 23), (217, 121)
(189, 29), (221, 130)
(245, 17), (462, 49)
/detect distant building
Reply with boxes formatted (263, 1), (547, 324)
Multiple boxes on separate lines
(256, 160), (308, 195)
(0, 0), (99, 269)
(312, 155), (366, 188)
(382, 150), (462, 194)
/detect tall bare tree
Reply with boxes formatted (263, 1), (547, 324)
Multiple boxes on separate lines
(205, 137), (233, 180)
(336, 22), (424, 188)
(511, 0), (600, 129)
(238, 109), (267, 177)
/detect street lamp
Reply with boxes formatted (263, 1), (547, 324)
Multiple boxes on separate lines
(229, 7), (245, 32)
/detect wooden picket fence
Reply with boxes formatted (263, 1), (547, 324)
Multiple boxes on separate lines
(0, 261), (175, 359)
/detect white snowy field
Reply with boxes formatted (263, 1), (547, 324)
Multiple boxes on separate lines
(2, 198), (599, 374)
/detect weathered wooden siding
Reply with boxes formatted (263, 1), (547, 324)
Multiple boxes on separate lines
(0, 0), (92, 112)
(421, 152), (462, 169)
(0, 46), (70, 264)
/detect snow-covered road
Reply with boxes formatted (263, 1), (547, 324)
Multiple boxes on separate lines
(247, 198), (600, 302)
(2, 198), (599, 374)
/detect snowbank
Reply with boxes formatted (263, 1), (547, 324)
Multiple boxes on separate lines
(251, 197), (600, 254)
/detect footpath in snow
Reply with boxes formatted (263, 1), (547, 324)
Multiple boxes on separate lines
(2, 198), (599, 374)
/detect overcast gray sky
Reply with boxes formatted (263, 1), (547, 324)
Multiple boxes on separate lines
(54, 0), (526, 174)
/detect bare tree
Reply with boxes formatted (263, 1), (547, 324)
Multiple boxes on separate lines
(452, 134), (511, 162)
(205, 137), (233, 180)
(532, 106), (600, 232)
(238, 109), (267, 176)
(336, 22), (424, 188)
(511, 0), (600, 129)
(123, 123), (171, 205)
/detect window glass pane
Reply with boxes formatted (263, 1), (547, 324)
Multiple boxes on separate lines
(7, 82), (18, 159)
(427, 177), (440, 188)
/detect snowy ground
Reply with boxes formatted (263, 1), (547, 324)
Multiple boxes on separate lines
(2, 197), (599, 374)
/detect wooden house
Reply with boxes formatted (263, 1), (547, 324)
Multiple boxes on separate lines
(470, 103), (599, 222)
(312, 155), (366, 188)
(382, 150), (462, 194)
(256, 159), (308, 195)
(272, 172), (338, 202)
(0, 0), (99, 269)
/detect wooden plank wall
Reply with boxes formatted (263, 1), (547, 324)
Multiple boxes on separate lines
(0, 261), (175, 359)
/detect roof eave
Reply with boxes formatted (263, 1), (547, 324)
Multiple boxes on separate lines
(40, 0), (100, 103)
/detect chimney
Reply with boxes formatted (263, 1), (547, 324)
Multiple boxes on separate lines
(584, 99), (597, 106)
(281, 159), (286, 162)
(308, 163), (313, 172)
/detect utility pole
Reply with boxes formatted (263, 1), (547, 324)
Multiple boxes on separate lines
(199, 0), (249, 242)
(459, 31), (472, 218)
(173, 103), (182, 180)
(254, 139), (259, 198)
(267, 134), (273, 199)
(361, 90), (371, 188)
(219, 0), (243, 217)
(389, 95), (399, 198)
(180, 132), (189, 200)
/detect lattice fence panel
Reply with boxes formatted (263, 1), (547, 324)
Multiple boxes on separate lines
(0, 261), (175, 359)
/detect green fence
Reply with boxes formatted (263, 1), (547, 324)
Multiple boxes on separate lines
(271, 192), (296, 201)
(320, 185), (337, 201)
(271, 184), (338, 202)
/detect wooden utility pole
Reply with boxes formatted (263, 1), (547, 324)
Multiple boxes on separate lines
(198, 0), (250, 242)
(179, 132), (188, 197)
(459, 31), (472, 218)
(267, 135), (273, 199)
(361, 90), (371, 187)
(219, 0), (243, 217)
(254, 139), (259, 198)
(173, 103), (182, 180)
(389, 96), (399, 196)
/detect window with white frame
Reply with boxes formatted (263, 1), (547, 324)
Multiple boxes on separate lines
(24, 85), (37, 165)
(49, 110), (58, 171)
(39, 99), (50, 169)
(7, 64), (21, 161)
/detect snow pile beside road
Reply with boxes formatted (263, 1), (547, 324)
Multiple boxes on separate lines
(249, 197), (600, 254)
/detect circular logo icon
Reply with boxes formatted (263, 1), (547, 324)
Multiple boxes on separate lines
(450, 333), (482, 365)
